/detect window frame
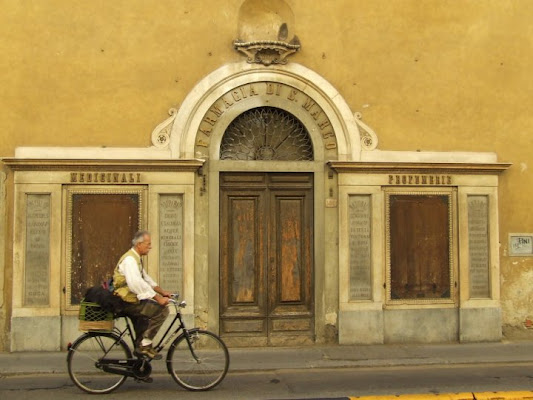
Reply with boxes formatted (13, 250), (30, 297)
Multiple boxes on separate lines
(64, 186), (146, 311)
(384, 187), (458, 307)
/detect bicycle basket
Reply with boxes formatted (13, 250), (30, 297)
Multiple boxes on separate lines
(78, 300), (114, 332)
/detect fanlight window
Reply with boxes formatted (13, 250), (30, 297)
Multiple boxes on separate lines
(220, 107), (313, 161)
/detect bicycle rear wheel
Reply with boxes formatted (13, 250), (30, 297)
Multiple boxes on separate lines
(167, 329), (229, 391)
(67, 332), (132, 394)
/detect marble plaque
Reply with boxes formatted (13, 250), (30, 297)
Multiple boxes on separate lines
(24, 194), (50, 306)
(509, 234), (533, 256)
(348, 195), (372, 300)
(159, 194), (183, 293)
(468, 195), (490, 298)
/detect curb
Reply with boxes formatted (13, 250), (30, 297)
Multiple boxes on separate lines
(349, 392), (533, 400)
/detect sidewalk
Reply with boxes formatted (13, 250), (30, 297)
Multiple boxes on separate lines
(2, 340), (533, 376)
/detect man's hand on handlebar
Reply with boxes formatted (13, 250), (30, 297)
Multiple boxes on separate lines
(154, 293), (170, 306)
(153, 286), (173, 298)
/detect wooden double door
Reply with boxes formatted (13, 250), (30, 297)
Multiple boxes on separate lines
(220, 172), (314, 346)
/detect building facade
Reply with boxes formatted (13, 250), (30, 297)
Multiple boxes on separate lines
(0, 0), (531, 351)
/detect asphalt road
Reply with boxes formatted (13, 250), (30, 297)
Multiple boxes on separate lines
(2, 363), (533, 399)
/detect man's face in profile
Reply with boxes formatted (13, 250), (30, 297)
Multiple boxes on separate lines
(137, 235), (152, 256)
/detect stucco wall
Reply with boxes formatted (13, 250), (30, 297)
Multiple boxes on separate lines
(1, 0), (532, 341)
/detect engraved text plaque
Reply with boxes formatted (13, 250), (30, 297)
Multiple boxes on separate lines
(25, 194), (50, 306)
(468, 195), (490, 298)
(159, 194), (183, 292)
(348, 195), (372, 300)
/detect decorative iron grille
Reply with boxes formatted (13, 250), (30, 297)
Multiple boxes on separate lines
(220, 107), (313, 161)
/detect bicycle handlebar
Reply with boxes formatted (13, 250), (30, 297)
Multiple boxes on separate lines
(168, 293), (187, 309)
(147, 293), (186, 308)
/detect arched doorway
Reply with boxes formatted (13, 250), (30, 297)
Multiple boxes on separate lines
(168, 62), (363, 345)
(218, 107), (314, 346)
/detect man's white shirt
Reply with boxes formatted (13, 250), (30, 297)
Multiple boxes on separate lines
(117, 249), (158, 301)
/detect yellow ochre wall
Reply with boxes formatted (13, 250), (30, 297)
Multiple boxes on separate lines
(1, 0), (532, 345)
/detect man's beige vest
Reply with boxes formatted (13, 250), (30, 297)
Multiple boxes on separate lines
(113, 248), (142, 303)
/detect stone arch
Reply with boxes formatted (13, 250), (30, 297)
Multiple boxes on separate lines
(169, 62), (362, 161)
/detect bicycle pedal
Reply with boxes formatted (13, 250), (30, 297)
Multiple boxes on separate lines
(134, 353), (152, 362)
(135, 377), (153, 384)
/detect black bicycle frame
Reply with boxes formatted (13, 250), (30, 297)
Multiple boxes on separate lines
(97, 308), (197, 378)
(152, 310), (186, 353)
(154, 310), (202, 362)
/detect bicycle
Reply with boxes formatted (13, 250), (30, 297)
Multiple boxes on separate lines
(67, 295), (230, 394)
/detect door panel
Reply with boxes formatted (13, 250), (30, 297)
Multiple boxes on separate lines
(70, 194), (139, 305)
(220, 172), (314, 345)
(278, 198), (303, 303)
(230, 198), (259, 304)
(220, 187), (267, 322)
(389, 195), (450, 299)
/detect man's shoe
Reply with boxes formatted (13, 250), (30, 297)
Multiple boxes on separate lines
(135, 345), (162, 360)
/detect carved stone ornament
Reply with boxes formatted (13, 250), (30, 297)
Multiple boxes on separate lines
(233, 39), (301, 66)
(354, 112), (379, 151)
(234, 0), (301, 66)
(151, 107), (178, 149)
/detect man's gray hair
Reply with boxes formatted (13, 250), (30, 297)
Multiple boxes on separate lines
(132, 230), (150, 246)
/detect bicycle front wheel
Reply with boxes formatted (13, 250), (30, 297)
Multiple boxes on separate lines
(67, 332), (132, 394)
(167, 329), (229, 391)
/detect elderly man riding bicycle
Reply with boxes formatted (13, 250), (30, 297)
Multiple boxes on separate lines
(113, 230), (172, 359)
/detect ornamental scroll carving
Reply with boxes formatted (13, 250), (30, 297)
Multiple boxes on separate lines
(151, 108), (179, 149)
(354, 112), (378, 151)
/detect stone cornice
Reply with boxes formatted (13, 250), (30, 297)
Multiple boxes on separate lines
(328, 161), (512, 175)
(1, 158), (205, 172)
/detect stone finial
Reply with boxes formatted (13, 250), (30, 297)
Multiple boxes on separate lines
(233, 0), (300, 66)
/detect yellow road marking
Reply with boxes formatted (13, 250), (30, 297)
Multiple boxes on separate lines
(349, 391), (533, 400)
(474, 391), (533, 400)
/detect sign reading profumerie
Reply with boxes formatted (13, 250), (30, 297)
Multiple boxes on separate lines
(159, 194), (183, 293)
(25, 194), (51, 306)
